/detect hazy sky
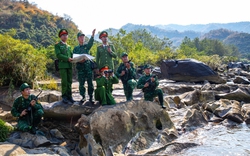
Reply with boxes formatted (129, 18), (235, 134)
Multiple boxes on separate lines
(28, 0), (250, 35)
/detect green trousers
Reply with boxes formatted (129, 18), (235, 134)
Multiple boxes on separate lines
(78, 70), (94, 99)
(17, 109), (43, 132)
(144, 88), (164, 106)
(59, 68), (72, 99)
(123, 79), (137, 101)
(95, 86), (116, 105)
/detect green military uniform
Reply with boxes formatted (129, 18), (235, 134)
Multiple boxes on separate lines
(96, 44), (117, 70)
(137, 65), (165, 108)
(11, 83), (44, 133)
(73, 34), (94, 101)
(94, 75), (119, 105)
(54, 29), (73, 102)
(116, 53), (137, 101)
(96, 31), (117, 70)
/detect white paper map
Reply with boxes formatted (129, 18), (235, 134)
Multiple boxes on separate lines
(72, 54), (95, 63)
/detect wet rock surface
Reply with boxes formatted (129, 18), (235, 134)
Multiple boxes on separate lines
(1, 65), (250, 155)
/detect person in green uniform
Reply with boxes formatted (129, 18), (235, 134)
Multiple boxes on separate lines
(73, 29), (96, 103)
(116, 52), (137, 101)
(94, 66), (119, 105)
(137, 64), (166, 109)
(11, 83), (44, 134)
(96, 31), (117, 70)
(55, 29), (75, 104)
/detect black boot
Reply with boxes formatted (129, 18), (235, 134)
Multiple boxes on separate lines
(62, 97), (70, 104)
(68, 97), (75, 103)
(89, 95), (94, 104)
(161, 103), (166, 109)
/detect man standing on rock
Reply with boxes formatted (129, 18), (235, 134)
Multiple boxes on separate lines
(115, 52), (137, 101)
(73, 29), (96, 103)
(55, 29), (75, 104)
(11, 83), (44, 134)
(137, 64), (166, 109)
(95, 66), (119, 105)
(96, 31), (117, 70)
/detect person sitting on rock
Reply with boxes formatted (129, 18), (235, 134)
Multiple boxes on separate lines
(11, 83), (44, 134)
(137, 64), (166, 109)
(94, 66), (119, 105)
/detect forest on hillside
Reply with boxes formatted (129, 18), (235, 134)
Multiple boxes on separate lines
(0, 0), (79, 48)
(0, 0), (245, 88)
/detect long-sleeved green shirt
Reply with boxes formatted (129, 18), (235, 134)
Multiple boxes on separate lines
(11, 95), (43, 118)
(96, 44), (117, 70)
(137, 74), (159, 92)
(115, 62), (136, 84)
(73, 37), (94, 70)
(96, 75), (119, 94)
(54, 41), (72, 69)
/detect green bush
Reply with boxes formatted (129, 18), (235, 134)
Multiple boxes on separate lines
(0, 119), (13, 142)
(0, 33), (47, 87)
(40, 78), (58, 90)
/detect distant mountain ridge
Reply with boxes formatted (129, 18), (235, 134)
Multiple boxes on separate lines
(155, 22), (250, 33)
(102, 22), (250, 54)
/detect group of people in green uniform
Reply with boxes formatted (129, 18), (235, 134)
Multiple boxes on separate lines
(58, 28), (167, 109)
(11, 28), (166, 134)
(53, 28), (166, 109)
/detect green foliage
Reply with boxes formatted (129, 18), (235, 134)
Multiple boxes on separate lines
(107, 28), (173, 67)
(177, 37), (241, 70)
(0, 119), (13, 142)
(180, 37), (240, 57)
(224, 33), (250, 54)
(203, 29), (250, 55)
(40, 79), (58, 90)
(198, 55), (222, 70)
(0, 33), (47, 86)
(0, 0), (79, 48)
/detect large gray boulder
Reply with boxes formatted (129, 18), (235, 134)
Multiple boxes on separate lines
(160, 59), (226, 84)
(75, 100), (177, 155)
(43, 101), (101, 119)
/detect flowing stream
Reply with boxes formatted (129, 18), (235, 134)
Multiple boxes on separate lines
(175, 123), (250, 156)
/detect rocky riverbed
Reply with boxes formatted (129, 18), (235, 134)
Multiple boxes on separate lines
(1, 67), (250, 155)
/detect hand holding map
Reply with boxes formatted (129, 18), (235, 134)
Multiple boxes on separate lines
(72, 54), (95, 63)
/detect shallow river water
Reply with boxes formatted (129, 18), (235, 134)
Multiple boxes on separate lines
(176, 123), (250, 156)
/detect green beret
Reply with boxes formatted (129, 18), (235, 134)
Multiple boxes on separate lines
(77, 32), (85, 38)
(20, 83), (30, 91)
(144, 64), (151, 69)
(58, 29), (68, 37)
(99, 31), (108, 39)
(121, 52), (128, 57)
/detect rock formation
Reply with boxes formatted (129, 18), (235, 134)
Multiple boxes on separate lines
(160, 59), (226, 84)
